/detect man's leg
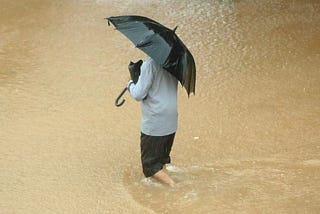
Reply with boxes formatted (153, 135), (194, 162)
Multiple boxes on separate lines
(152, 166), (175, 186)
(141, 133), (175, 186)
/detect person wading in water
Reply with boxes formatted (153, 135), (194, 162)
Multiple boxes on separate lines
(127, 57), (178, 186)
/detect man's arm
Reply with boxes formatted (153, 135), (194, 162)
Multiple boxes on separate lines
(127, 60), (153, 101)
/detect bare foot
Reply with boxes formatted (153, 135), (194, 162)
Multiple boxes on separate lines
(152, 168), (175, 187)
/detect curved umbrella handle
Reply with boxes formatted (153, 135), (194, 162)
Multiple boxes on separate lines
(115, 87), (128, 107)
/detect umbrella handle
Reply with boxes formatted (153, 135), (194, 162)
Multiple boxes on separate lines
(115, 87), (128, 107)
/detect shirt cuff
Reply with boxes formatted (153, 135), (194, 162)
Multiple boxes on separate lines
(127, 80), (134, 92)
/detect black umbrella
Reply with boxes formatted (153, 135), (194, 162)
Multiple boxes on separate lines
(106, 15), (196, 106)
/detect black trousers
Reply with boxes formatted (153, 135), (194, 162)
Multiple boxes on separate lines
(140, 132), (175, 177)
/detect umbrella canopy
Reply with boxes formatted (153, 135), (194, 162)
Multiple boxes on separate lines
(106, 15), (196, 95)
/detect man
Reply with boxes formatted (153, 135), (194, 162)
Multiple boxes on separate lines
(127, 57), (178, 186)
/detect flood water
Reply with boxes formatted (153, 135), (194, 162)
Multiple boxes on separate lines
(1, 0), (320, 213)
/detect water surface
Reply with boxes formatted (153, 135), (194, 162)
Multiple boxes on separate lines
(1, 0), (319, 213)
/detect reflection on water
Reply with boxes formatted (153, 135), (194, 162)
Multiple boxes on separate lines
(1, 0), (319, 213)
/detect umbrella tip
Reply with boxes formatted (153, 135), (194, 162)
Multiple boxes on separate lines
(104, 17), (111, 26)
(172, 26), (178, 32)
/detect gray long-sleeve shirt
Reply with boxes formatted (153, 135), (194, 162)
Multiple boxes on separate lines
(128, 57), (178, 136)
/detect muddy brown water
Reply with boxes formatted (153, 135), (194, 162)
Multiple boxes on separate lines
(1, 0), (320, 213)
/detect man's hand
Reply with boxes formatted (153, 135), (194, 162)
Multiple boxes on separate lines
(128, 60), (143, 83)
